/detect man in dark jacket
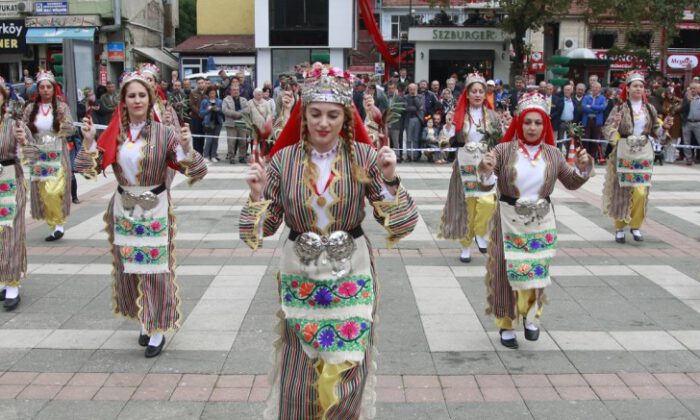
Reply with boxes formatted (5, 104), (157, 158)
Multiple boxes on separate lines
(385, 81), (406, 162)
(189, 78), (207, 154)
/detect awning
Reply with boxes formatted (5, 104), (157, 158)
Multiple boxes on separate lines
(133, 47), (179, 69)
(26, 27), (95, 44)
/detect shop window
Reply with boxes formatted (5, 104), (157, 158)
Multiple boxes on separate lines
(627, 31), (652, 48)
(269, 0), (329, 46)
(391, 15), (411, 39)
(670, 29), (700, 49)
(591, 32), (617, 49)
(271, 49), (329, 81)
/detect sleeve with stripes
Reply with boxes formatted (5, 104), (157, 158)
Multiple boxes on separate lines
(239, 155), (284, 250)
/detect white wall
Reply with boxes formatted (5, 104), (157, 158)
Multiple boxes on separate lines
(256, 48), (272, 89)
(254, 0), (269, 48)
(328, 0), (354, 48)
(330, 49), (345, 69)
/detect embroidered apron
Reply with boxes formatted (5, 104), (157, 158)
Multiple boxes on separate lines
(29, 132), (63, 182)
(616, 135), (653, 187)
(280, 236), (374, 365)
(0, 163), (17, 228)
(500, 198), (557, 291)
(113, 185), (169, 274)
(458, 142), (491, 198)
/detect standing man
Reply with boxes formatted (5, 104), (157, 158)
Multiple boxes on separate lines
(167, 80), (190, 125)
(98, 81), (119, 123)
(419, 80), (441, 117)
(222, 85), (248, 164)
(582, 81), (607, 161)
(385, 81), (406, 162)
(547, 82), (563, 140)
(404, 83), (425, 162)
(398, 68), (411, 85)
(681, 82), (700, 165)
(558, 84), (576, 146)
(189, 77), (207, 154)
(485, 80), (497, 110)
(573, 83), (586, 124)
(509, 75), (526, 114)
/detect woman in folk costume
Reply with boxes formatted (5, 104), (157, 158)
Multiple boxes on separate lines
(439, 72), (509, 263)
(478, 93), (592, 349)
(22, 70), (73, 242)
(240, 64), (417, 419)
(76, 72), (207, 357)
(602, 71), (672, 243)
(0, 80), (30, 310)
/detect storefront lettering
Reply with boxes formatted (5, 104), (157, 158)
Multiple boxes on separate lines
(0, 21), (22, 36)
(432, 29), (500, 41)
(0, 19), (25, 52)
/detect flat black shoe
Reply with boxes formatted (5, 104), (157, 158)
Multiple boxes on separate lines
(524, 324), (540, 341)
(615, 231), (625, 244)
(3, 295), (20, 311)
(72, 198), (80, 204)
(0, 289), (5, 301)
(239, 157), (246, 163)
(45, 230), (64, 242)
(459, 256), (471, 263)
(477, 245), (488, 254)
(138, 333), (150, 347)
(499, 329), (518, 349)
(631, 229), (643, 242)
(145, 336), (165, 358)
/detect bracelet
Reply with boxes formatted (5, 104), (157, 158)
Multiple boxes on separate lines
(381, 174), (401, 187)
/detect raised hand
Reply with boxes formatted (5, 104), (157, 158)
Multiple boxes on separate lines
(377, 146), (397, 182)
(246, 161), (267, 200)
(180, 123), (192, 153)
(480, 150), (497, 176)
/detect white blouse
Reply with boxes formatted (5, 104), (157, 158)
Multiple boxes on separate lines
(630, 99), (646, 137)
(515, 144), (546, 201)
(466, 106), (484, 143)
(34, 104), (54, 133)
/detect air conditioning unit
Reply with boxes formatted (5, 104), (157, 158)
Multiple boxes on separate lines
(399, 31), (408, 41)
(563, 38), (578, 49)
(16, 1), (32, 14)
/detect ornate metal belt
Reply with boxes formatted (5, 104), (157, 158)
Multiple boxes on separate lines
(117, 184), (165, 217)
(293, 230), (359, 277)
(624, 135), (650, 153)
(502, 197), (552, 226)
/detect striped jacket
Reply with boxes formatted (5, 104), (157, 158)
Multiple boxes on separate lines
(240, 141), (418, 249)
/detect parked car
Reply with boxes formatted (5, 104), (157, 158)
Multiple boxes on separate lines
(184, 70), (252, 88)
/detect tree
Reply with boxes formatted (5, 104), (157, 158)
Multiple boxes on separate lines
(176, 0), (197, 45)
(429, 0), (572, 83)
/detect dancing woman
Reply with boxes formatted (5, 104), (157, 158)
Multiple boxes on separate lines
(76, 71), (207, 357)
(240, 64), (417, 419)
(478, 93), (592, 349)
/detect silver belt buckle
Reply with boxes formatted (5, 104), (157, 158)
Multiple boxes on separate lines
(294, 230), (357, 277)
(121, 189), (160, 215)
(625, 135), (648, 153)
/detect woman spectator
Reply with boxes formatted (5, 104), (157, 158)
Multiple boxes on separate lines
(441, 88), (456, 114)
(199, 86), (224, 162)
(662, 87), (682, 163)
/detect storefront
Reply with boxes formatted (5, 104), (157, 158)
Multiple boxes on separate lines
(408, 26), (510, 83)
(0, 18), (28, 82)
(173, 34), (256, 81)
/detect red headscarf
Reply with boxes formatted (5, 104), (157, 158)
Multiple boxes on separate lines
(453, 83), (494, 133)
(267, 101), (373, 158)
(500, 107), (555, 147)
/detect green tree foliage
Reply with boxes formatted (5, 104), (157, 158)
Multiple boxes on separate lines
(176, 0), (197, 45)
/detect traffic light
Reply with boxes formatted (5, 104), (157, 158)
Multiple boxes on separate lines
(52, 53), (64, 86)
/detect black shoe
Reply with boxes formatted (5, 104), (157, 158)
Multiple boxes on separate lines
(499, 329), (518, 349)
(0, 289), (5, 301)
(229, 159), (235, 164)
(475, 237), (488, 254)
(239, 157), (246, 164)
(459, 255), (471, 263)
(523, 323), (540, 341)
(72, 197), (80, 204)
(631, 229), (643, 242)
(138, 333), (150, 347)
(145, 336), (165, 358)
(615, 231), (625, 244)
(3, 295), (20, 311)
(45, 230), (64, 242)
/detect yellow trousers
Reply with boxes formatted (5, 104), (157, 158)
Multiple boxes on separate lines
(614, 186), (647, 230)
(314, 359), (356, 419)
(38, 169), (66, 230)
(459, 195), (496, 247)
(495, 289), (543, 329)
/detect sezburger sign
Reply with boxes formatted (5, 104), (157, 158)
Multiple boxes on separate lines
(667, 55), (699, 69)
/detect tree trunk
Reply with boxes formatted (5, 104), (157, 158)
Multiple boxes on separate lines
(509, 28), (527, 85)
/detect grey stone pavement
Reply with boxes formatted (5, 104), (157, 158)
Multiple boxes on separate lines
(2, 154), (700, 419)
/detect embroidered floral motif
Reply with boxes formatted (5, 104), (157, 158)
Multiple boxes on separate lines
(115, 216), (168, 237)
(0, 180), (16, 197)
(617, 158), (651, 171)
(38, 151), (61, 162)
(0, 204), (15, 221)
(281, 274), (373, 309)
(460, 165), (478, 177)
(31, 164), (58, 177)
(289, 317), (371, 353)
(507, 258), (551, 282)
(618, 172), (651, 184)
(504, 230), (557, 252)
(119, 245), (168, 265)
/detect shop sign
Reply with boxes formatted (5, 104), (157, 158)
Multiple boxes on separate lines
(594, 50), (647, 70)
(107, 42), (124, 62)
(26, 15), (100, 28)
(409, 27), (505, 42)
(527, 51), (545, 74)
(0, 1), (21, 18)
(667, 54), (699, 70)
(374, 62), (385, 75)
(34, 1), (69, 15)
(0, 19), (26, 53)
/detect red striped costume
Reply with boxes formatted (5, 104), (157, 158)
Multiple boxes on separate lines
(0, 117), (28, 287)
(240, 141), (417, 419)
(74, 121), (207, 333)
(483, 140), (589, 322)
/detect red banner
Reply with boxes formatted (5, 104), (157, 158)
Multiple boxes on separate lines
(358, 0), (398, 69)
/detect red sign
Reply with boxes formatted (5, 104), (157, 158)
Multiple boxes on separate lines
(527, 51), (545, 74)
(99, 65), (107, 86)
(594, 50), (647, 70)
(665, 53), (700, 75)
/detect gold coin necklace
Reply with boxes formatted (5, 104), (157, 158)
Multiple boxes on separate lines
(313, 172), (335, 207)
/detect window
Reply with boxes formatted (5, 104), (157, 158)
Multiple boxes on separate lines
(359, 13), (380, 31)
(391, 15), (400, 39)
(591, 32), (616, 49)
(670, 29), (700, 49)
(269, 0), (329, 46)
(627, 31), (652, 48)
(271, 49), (329, 81)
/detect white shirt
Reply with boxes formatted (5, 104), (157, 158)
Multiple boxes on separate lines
(630, 99), (646, 137)
(34, 104), (54, 133)
(515, 144), (546, 201)
(466, 106), (484, 143)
